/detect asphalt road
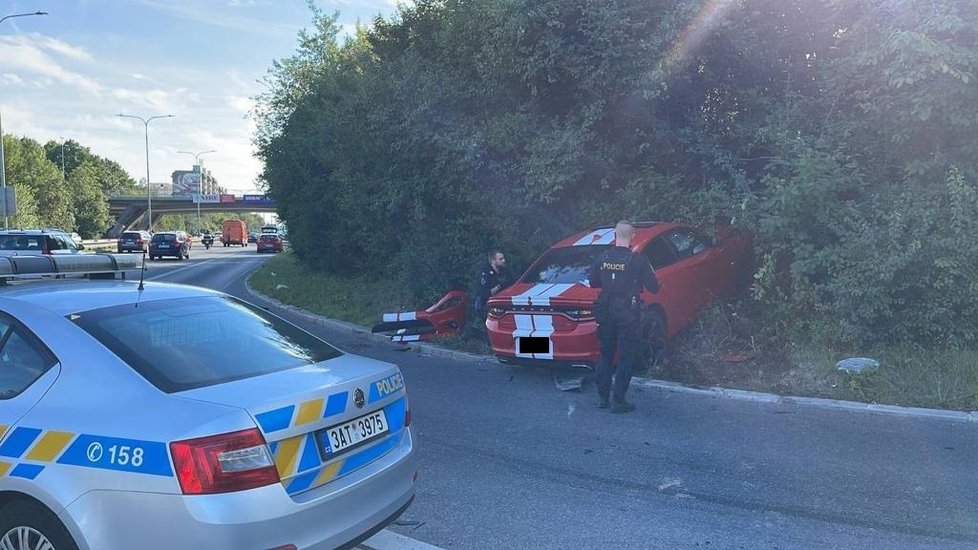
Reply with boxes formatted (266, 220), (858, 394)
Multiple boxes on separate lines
(145, 245), (978, 550)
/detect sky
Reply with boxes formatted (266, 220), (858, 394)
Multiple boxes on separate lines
(0, 0), (405, 195)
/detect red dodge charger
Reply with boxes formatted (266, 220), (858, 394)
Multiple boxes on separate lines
(486, 222), (752, 369)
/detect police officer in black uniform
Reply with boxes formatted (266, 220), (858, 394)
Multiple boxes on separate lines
(473, 249), (511, 322)
(589, 221), (659, 413)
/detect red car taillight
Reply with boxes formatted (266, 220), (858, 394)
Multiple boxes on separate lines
(488, 306), (507, 319)
(170, 428), (280, 495)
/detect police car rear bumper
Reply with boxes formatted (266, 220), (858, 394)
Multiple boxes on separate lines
(59, 428), (416, 550)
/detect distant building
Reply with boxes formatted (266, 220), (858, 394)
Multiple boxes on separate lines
(154, 182), (173, 197)
(138, 179), (173, 197)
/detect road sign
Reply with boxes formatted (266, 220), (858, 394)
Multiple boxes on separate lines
(193, 194), (220, 204)
(1, 186), (16, 217)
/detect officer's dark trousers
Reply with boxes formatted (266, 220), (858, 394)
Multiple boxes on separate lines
(595, 317), (641, 402)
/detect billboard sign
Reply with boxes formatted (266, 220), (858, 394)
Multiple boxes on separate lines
(219, 194), (236, 204)
(193, 194), (220, 204)
(173, 172), (201, 197)
(241, 194), (273, 205)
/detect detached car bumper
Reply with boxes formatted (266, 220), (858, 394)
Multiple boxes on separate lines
(61, 429), (417, 550)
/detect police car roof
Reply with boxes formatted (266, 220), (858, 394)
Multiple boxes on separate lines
(0, 280), (220, 316)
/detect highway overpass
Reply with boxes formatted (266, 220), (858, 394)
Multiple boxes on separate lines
(108, 195), (277, 237)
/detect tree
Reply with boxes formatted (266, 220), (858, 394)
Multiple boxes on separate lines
(3, 135), (67, 229)
(67, 161), (112, 238)
(254, 0), (978, 346)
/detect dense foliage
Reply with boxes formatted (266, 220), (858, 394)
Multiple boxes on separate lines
(255, 0), (978, 347)
(1, 136), (138, 237)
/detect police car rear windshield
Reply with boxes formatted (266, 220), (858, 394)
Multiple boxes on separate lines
(71, 296), (342, 393)
(521, 245), (610, 284)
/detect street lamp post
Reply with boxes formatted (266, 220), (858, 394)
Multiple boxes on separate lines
(1, 11), (49, 229)
(117, 113), (173, 231)
(60, 138), (66, 181)
(0, 11), (48, 24)
(178, 149), (215, 234)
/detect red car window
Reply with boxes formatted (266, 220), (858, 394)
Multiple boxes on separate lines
(520, 245), (609, 284)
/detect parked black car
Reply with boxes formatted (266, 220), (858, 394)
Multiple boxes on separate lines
(117, 230), (152, 253)
(149, 232), (190, 260)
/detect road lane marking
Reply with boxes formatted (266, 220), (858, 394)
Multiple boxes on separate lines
(357, 530), (443, 550)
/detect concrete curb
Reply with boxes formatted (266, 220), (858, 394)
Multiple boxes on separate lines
(631, 379), (978, 424)
(243, 279), (490, 364)
(243, 281), (978, 425)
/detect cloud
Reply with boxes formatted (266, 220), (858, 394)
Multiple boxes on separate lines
(227, 96), (254, 114)
(2, 74), (25, 86)
(28, 34), (95, 63)
(134, 0), (300, 36)
(0, 37), (102, 95)
(110, 88), (176, 111)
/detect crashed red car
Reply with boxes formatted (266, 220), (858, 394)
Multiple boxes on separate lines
(486, 222), (752, 368)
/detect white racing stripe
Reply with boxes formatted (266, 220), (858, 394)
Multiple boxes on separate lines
(531, 283), (573, 306)
(513, 314), (555, 360)
(383, 311), (418, 322)
(510, 283), (574, 306)
(573, 228), (615, 246)
(510, 284), (554, 306)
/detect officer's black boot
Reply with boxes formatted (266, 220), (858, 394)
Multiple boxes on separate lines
(611, 399), (635, 414)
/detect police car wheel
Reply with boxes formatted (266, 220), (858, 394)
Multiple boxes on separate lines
(0, 500), (78, 550)
(643, 310), (667, 370)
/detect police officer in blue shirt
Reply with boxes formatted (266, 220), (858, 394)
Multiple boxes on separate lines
(589, 221), (660, 413)
(473, 249), (511, 321)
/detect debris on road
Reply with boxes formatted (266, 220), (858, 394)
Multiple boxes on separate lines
(836, 357), (880, 375)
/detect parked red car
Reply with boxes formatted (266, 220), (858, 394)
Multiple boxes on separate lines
(256, 233), (284, 253)
(486, 222), (752, 368)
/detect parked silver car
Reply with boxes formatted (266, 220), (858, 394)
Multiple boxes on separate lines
(0, 255), (416, 549)
(0, 229), (84, 256)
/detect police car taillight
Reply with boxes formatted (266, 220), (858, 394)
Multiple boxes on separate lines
(170, 428), (280, 495)
(404, 385), (412, 428)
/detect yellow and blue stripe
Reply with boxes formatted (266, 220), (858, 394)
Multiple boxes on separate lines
(256, 390), (350, 434)
(0, 426), (172, 479)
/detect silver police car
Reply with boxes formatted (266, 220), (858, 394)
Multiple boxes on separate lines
(0, 255), (416, 549)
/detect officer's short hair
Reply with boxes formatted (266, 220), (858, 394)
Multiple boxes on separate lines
(615, 220), (635, 240)
(488, 249), (503, 262)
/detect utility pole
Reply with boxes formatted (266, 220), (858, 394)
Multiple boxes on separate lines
(178, 149), (215, 234)
(0, 11), (49, 229)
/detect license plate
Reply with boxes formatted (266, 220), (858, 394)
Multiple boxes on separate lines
(158, 244), (170, 248)
(519, 336), (549, 354)
(319, 410), (389, 457)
